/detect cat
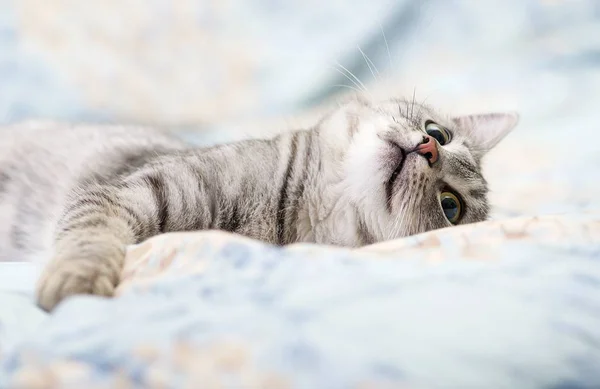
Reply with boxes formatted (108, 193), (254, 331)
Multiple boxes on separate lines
(0, 97), (517, 311)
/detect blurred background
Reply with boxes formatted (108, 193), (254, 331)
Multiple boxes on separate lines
(0, 0), (599, 216)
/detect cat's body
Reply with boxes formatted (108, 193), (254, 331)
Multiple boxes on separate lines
(0, 121), (319, 260)
(0, 122), (186, 262)
(0, 98), (518, 311)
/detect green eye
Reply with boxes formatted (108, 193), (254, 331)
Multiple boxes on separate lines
(425, 122), (452, 145)
(440, 191), (463, 224)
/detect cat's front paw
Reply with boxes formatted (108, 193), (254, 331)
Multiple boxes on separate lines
(36, 250), (123, 312)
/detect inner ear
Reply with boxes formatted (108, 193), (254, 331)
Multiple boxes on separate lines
(452, 112), (519, 154)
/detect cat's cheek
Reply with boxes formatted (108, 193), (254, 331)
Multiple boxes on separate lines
(343, 136), (386, 199)
(421, 199), (452, 232)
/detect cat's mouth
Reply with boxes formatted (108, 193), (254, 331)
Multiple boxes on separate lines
(385, 142), (406, 210)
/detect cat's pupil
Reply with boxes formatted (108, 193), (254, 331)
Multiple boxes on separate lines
(427, 129), (446, 145)
(441, 197), (458, 220)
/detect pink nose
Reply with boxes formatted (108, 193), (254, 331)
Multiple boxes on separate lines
(416, 135), (439, 164)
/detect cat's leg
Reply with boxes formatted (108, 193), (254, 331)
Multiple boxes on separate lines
(36, 218), (132, 311)
(36, 167), (213, 311)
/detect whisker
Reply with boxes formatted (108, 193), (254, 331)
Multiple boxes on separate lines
(358, 46), (379, 80)
(388, 187), (410, 240)
(335, 62), (370, 94)
(379, 23), (393, 71)
(332, 66), (367, 93)
(396, 202), (409, 238)
(331, 84), (364, 95)
(415, 96), (428, 126)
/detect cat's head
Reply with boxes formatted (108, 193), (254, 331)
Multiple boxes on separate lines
(312, 97), (518, 245)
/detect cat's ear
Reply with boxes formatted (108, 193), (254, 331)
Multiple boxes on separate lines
(453, 112), (519, 154)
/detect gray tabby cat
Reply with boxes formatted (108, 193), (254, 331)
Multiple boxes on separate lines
(0, 98), (517, 311)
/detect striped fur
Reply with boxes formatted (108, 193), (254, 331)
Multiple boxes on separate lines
(0, 98), (517, 311)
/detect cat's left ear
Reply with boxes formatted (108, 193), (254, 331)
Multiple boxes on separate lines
(453, 112), (519, 154)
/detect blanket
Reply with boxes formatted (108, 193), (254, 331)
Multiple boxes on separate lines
(1, 215), (599, 388)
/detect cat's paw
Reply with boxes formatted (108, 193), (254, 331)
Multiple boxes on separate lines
(36, 250), (123, 312)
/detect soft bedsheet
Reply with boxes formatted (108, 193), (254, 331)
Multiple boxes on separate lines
(1, 0), (600, 388)
(1, 214), (599, 388)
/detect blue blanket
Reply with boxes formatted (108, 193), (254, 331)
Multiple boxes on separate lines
(1, 215), (599, 388)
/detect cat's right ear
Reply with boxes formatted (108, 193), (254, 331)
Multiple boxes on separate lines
(453, 112), (519, 155)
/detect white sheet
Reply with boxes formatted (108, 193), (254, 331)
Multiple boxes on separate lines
(0, 263), (47, 354)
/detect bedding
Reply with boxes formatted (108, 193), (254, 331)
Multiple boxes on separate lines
(1, 214), (599, 388)
(1, 0), (600, 388)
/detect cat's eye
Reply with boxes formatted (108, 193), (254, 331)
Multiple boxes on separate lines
(425, 122), (452, 145)
(440, 191), (462, 224)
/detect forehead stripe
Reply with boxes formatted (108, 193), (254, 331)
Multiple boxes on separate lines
(448, 155), (482, 180)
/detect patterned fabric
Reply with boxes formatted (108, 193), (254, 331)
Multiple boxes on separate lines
(1, 0), (599, 131)
(1, 214), (599, 388)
